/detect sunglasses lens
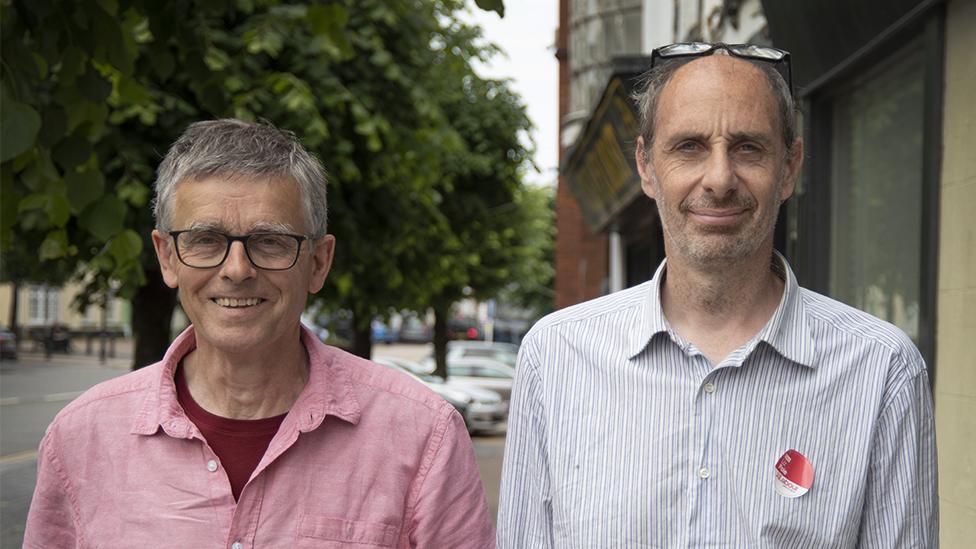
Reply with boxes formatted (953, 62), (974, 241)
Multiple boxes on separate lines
(729, 44), (786, 61)
(657, 42), (713, 57)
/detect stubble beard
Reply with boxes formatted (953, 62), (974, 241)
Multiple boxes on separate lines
(652, 174), (784, 266)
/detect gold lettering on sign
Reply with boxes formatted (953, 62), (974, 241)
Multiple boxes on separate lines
(565, 77), (643, 229)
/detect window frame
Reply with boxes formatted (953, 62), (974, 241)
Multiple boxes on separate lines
(790, 9), (944, 374)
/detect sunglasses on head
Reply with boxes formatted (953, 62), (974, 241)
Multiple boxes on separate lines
(650, 42), (793, 96)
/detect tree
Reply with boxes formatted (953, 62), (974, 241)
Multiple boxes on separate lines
(1, 0), (508, 366)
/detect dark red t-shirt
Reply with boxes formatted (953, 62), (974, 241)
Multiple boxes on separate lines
(175, 366), (286, 501)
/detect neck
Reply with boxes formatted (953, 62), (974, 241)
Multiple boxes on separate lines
(182, 336), (309, 419)
(661, 246), (784, 365)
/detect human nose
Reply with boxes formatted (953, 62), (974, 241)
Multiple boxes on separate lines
(700, 147), (738, 197)
(219, 241), (257, 281)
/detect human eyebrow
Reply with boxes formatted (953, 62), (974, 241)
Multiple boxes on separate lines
(183, 221), (223, 232)
(248, 221), (299, 234)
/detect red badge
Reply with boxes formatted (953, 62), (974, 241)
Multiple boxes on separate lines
(774, 449), (814, 498)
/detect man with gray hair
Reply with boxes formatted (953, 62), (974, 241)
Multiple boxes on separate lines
(498, 43), (937, 547)
(25, 119), (495, 547)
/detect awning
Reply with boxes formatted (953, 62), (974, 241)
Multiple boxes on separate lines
(562, 56), (650, 232)
(761, 0), (938, 95)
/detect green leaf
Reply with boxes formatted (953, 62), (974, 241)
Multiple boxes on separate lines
(0, 88), (41, 162)
(152, 51), (176, 80)
(66, 169), (106, 213)
(197, 82), (227, 114)
(58, 47), (87, 83)
(53, 134), (93, 171)
(96, 0), (119, 17)
(116, 177), (149, 207)
(117, 76), (150, 105)
(79, 195), (126, 241)
(38, 107), (68, 148)
(32, 53), (49, 79)
(306, 4), (352, 58)
(65, 102), (108, 134)
(0, 175), (17, 233)
(107, 228), (143, 264)
(39, 230), (69, 260)
(46, 194), (71, 227)
(96, 7), (135, 75)
(20, 159), (56, 191)
(18, 194), (48, 213)
(474, 0), (505, 17)
(78, 66), (113, 103)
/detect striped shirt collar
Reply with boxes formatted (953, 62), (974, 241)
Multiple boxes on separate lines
(628, 251), (817, 368)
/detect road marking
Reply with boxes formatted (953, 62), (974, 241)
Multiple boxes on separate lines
(0, 391), (83, 406)
(0, 449), (38, 464)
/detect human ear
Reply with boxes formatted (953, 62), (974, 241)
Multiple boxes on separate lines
(780, 137), (804, 201)
(151, 230), (180, 289)
(307, 235), (336, 294)
(635, 136), (657, 199)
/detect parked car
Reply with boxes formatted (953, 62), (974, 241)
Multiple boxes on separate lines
(0, 327), (17, 360)
(397, 316), (432, 343)
(371, 319), (397, 344)
(375, 357), (508, 433)
(447, 317), (483, 341)
(442, 357), (516, 402)
(447, 340), (519, 368)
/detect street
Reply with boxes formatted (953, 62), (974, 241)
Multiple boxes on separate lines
(0, 343), (506, 548)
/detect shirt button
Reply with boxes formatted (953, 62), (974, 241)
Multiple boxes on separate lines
(698, 467), (710, 479)
(206, 459), (218, 472)
(704, 382), (716, 394)
(231, 542), (243, 549)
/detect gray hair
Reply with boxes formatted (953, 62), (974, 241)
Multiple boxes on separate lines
(633, 54), (797, 156)
(153, 119), (328, 237)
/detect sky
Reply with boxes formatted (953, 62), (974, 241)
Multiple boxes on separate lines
(461, 1), (560, 186)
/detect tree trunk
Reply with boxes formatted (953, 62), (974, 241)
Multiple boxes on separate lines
(8, 282), (19, 342)
(350, 311), (373, 359)
(131, 269), (177, 370)
(432, 305), (449, 380)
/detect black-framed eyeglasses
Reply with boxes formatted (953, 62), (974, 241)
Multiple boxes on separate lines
(650, 42), (793, 96)
(169, 230), (309, 270)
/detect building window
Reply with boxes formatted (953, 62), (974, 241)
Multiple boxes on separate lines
(827, 40), (925, 340)
(27, 286), (60, 326)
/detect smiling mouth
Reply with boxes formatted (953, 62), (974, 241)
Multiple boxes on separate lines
(690, 208), (747, 217)
(212, 297), (264, 308)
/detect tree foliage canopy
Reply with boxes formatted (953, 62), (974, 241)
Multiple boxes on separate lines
(1, 0), (549, 363)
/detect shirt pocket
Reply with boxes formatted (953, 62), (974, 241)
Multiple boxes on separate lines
(298, 514), (398, 547)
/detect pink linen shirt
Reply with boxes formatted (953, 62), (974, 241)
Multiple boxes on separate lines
(24, 326), (495, 548)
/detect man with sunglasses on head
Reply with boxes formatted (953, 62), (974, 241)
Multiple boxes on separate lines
(498, 43), (937, 547)
(24, 119), (495, 548)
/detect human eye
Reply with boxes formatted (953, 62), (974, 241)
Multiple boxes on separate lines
(254, 233), (289, 247)
(186, 230), (223, 246)
(733, 138), (767, 155)
(249, 233), (295, 256)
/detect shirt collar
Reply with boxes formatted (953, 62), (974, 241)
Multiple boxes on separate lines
(132, 325), (362, 437)
(755, 251), (817, 368)
(627, 251), (816, 368)
(627, 259), (670, 359)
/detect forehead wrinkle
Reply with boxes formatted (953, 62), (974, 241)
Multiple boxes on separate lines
(655, 57), (779, 146)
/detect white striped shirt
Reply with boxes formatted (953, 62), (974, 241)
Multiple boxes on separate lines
(498, 255), (937, 548)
